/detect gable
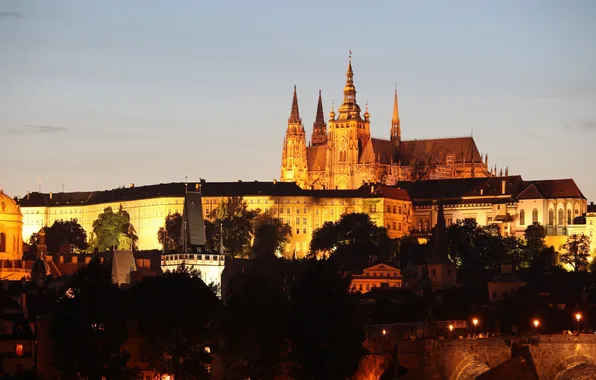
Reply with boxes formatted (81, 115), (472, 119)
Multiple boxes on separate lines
(363, 263), (400, 272)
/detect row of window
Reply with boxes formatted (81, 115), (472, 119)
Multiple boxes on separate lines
(519, 208), (581, 226)
(386, 221), (403, 231)
(386, 204), (408, 214)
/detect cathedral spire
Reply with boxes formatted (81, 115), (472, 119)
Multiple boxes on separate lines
(289, 85), (301, 124)
(311, 90), (328, 146)
(390, 84), (401, 144)
(338, 51), (361, 118)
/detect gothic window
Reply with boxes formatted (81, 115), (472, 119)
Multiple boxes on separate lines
(339, 151), (347, 162)
(567, 209), (572, 224)
(0, 233), (5, 252)
(558, 209), (564, 225)
(548, 209), (554, 226)
(519, 209), (525, 225)
(532, 209), (539, 224)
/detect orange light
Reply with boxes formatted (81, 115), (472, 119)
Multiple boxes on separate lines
(382, 329), (387, 336)
(15, 344), (23, 356)
(576, 313), (582, 321)
(448, 324), (454, 332)
(472, 318), (478, 326)
(533, 319), (540, 328)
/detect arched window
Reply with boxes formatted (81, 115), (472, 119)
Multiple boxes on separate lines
(558, 209), (564, 226)
(0, 232), (5, 252)
(567, 209), (572, 225)
(519, 209), (525, 225)
(548, 209), (554, 225)
(532, 209), (538, 224)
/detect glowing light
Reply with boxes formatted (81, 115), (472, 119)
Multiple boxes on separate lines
(472, 318), (478, 326)
(448, 324), (454, 332)
(576, 313), (582, 321)
(15, 344), (23, 356)
(204, 346), (211, 354)
(381, 329), (387, 336)
(533, 319), (540, 328)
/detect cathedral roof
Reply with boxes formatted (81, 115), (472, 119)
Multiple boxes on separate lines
(359, 138), (376, 163)
(370, 136), (483, 166)
(306, 146), (327, 172)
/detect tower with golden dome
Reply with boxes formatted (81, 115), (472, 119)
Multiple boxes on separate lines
(280, 54), (492, 190)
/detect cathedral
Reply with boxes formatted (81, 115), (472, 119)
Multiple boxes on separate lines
(280, 56), (492, 190)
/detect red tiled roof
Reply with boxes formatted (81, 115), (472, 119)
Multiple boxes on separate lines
(521, 179), (585, 199)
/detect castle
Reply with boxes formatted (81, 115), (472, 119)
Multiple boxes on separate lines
(280, 55), (493, 190)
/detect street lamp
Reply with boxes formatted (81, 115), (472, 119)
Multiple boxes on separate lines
(472, 318), (479, 337)
(382, 329), (387, 336)
(533, 319), (540, 333)
(448, 324), (454, 339)
(576, 313), (582, 334)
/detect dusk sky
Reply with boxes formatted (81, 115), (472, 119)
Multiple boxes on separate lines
(1, 0), (595, 200)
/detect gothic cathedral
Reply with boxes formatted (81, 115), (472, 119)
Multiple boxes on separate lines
(280, 56), (492, 190)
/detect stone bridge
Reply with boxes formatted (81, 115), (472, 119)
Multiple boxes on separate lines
(355, 333), (596, 379)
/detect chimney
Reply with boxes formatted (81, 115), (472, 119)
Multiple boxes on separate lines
(200, 178), (206, 184)
(273, 179), (277, 185)
(501, 180), (506, 195)
(129, 183), (134, 188)
(84, 256), (91, 265)
(49, 192), (52, 200)
(59, 256), (64, 264)
(71, 256), (78, 264)
(27, 191), (30, 200)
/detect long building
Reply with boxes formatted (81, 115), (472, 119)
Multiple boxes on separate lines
(16, 180), (411, 257)
(15, 176), (587, 256)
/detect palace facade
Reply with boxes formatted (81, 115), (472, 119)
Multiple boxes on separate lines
(17, 181), (412, 257)
(280, 56), (492, 190)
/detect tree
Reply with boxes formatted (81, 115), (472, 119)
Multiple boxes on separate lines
(50, 258), (135, 380)
(524, 223), (546, 263)
(157, 212), (182, 252)
(309, 213), (391, 264)
(29, 219), (88, 255)
(502, 236), (526, 270)
(290, 259), (366, 379)
(222, 267), (291, 378)
(208, 197), (259, 257)
(251, 214), (292, 259)
(91, 206), (138, 252)
(560, 234), (591, 271)
(446, 218), (500, 271)
(132, 266), (219, 379)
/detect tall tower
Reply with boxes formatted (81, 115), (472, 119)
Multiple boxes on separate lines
(310, 90), (328, 146)
(327, 53), (371, 190)
(390, 85), (401, 146)
(280, 86), (308, 188)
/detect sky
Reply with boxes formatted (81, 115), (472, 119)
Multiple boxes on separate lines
(1, 0), (596, 201)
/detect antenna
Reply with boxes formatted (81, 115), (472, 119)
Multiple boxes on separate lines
(38, 176), (42, 192)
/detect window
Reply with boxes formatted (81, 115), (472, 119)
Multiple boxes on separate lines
(297, 208), (300, 214)
(567, 209), (572, 224)
(0, 232), (5, 252)
(392, 206), (397, 213)
(387, 205), (391, 213)
(296, 229), (300, 235)
(15, 344), (23, 356)
(392, 222), (396, 230)
(519, 209), (525, 225)
(398, 206), (402, 214)
(549, 209), (555, 225)
(303, 217), (307, 225)
(296, 217), (300, 225)
(302, 228), (306, 234)
(286, 208), (290, 214)
(315, 209), (319, 215)
(532, 209), (538, 224)
(398, 222), (402, 231)
(558, 209), (564, 226)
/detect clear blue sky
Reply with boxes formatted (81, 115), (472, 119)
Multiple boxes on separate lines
(1, 0), (595, 201)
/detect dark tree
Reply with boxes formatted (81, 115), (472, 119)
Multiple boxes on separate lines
(132, 266), (219, 379)
(290, 259), (366, 379)
(91, 206), (138, 252)
(208, 197), (259, 257)
(309, 213), (391, 264)
(29, 219), (88, 255)
(446, 218), (501, 271)
(560, 234), (591, 271)
(157, 212), (182, 251)
(251, 214), (292, 259)
(222, 267), (291, 378)
(50, 258), (134, 380)
(524, 223), (546, 263)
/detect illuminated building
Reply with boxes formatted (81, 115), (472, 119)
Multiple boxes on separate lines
(351, 263), (403, 293)
(0, 189), (29, 280)
(280, 54), (491, 191)
(566, 202), (596, 257)
(18, 181), (412, 258)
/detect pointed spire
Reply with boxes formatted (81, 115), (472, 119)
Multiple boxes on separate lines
(338, 51), (361, 118)
(505, 166), (509, 176)
(431, 200), (450, 264)
(289, 85), (301, 123)
(391, 84), (401, 144)
(311, 90), (328, 146)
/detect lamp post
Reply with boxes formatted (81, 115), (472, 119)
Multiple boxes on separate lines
(448, 324), (454, 339)
(532, 319), (540, 334)
(472, 318), (478, 337)
(576, 313), (582, 334)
